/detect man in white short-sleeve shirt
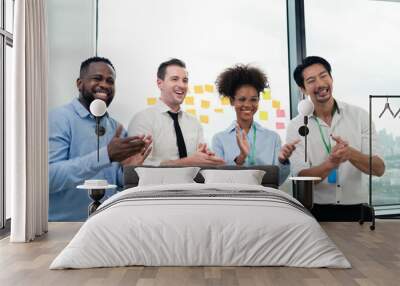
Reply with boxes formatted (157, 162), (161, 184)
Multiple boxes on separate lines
(128, 58), (225, 166)
(287, 56), (385, 205)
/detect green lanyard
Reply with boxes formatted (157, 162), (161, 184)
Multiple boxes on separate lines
(247, 125), (257, 165)
(312, 117), (331, 155)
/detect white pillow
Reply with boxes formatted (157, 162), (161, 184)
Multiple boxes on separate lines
(200, 169), (266, 185)
(135, 167), (200, 186)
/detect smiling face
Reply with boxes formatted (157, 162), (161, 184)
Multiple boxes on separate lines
(77, 62), (116, 107)
(231, 85), (259, 123)
(157, 65), (188, 110)
(301, 63), (333, 105)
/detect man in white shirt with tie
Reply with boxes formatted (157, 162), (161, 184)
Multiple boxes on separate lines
(287, 56), (385, 219)
(128, 58), (224, 166)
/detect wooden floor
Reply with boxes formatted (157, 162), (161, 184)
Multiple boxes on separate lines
(0, 221), (399, 286)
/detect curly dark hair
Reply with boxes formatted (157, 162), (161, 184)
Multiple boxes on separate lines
(215, 64), (268, 99)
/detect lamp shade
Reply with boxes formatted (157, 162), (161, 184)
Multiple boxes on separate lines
(297, 98), (314, 116)
(89, 99), (107, 117)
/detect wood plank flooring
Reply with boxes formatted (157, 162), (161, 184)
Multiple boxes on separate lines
(0, 221), (399, 286)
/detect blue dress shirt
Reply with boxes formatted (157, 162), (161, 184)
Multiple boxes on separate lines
(49, 98), (125, 221)
(211, 121), (290, 185)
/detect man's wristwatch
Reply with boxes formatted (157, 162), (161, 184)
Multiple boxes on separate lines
(234, 155), (246, 165)
(279, 158), (290, 165)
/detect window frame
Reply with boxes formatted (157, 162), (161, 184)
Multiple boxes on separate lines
(0, 0), (13, 232)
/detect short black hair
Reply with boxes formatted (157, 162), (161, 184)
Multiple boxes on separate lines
(215, 64), (268, 99)
(293, 56), (332, 88)
(157, 58), (186, 80)
(79, 56), (115, 78)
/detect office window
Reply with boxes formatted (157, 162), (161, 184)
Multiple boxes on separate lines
(5, 0), (13, 33)
(5, 44), (11, 220)
(47, 0), (96, 110)
(1, 0), (13, 229)
(98, 0), (291, 143)
(45, 1), (294, 218)
(370, 96), (400, 209)
(304, 0), (400, 209)
(0, 37), (3, 229)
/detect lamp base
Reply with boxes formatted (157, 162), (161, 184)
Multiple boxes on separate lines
(88, 188), (105, 216)
(293, 180), (314, 210)
(289, 177), (321, 210)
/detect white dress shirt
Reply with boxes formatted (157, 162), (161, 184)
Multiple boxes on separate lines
(128, 100), (205, 165)
(286, 100), (380, 204)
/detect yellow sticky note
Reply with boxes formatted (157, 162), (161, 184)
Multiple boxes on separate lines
(272, 100), (280, 109)
(200, 115), (209, 124)
(259, 111), (268, 121)
(194, 85), (204, 94)
(214, 108), (223, 113)
(184, 96), (195, 105)
(186, 109), (196, 116)
(147, 97), (157, 105)
(201, 100), (210, 109)
(262, 89), (271, 100)
(220, 97), (230, 105)
(205, 84), (214, 93)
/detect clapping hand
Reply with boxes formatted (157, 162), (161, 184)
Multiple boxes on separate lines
(329, 135), (351, 165)
(235, 123), (250, 157)
(278, 139), (300, 163)
(107, 125), (147, 162)
(121, 135), (153, 166)
(197, 143), (216, 156)
(184, 143), (225, 166)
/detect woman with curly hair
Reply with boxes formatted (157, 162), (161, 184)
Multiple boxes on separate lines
(211, 64), (299, 185)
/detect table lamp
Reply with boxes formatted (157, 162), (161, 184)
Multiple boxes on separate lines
(297, 96), (314, 163)
(89, 99), (107, 162)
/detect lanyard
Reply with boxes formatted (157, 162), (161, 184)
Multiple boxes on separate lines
(247, 125), (257, 165)
(312, 117), (331, 155)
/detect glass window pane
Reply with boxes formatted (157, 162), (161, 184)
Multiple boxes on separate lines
(5, 0), (14, 33)
(0, 38), (3, 227)
(97, 0), (290, 143)
(371, 97), (400, 207)
(5, 44), (12, 219)
(305, 0), (400, 208)
(47, 0), (96, 110)
(47, 1), (293, 221)
(0, 1), (3, 29)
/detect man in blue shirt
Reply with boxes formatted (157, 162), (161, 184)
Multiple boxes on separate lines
(49, 57), (150, 221)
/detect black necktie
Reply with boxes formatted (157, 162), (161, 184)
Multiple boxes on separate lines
(167, 111), (188, 158)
